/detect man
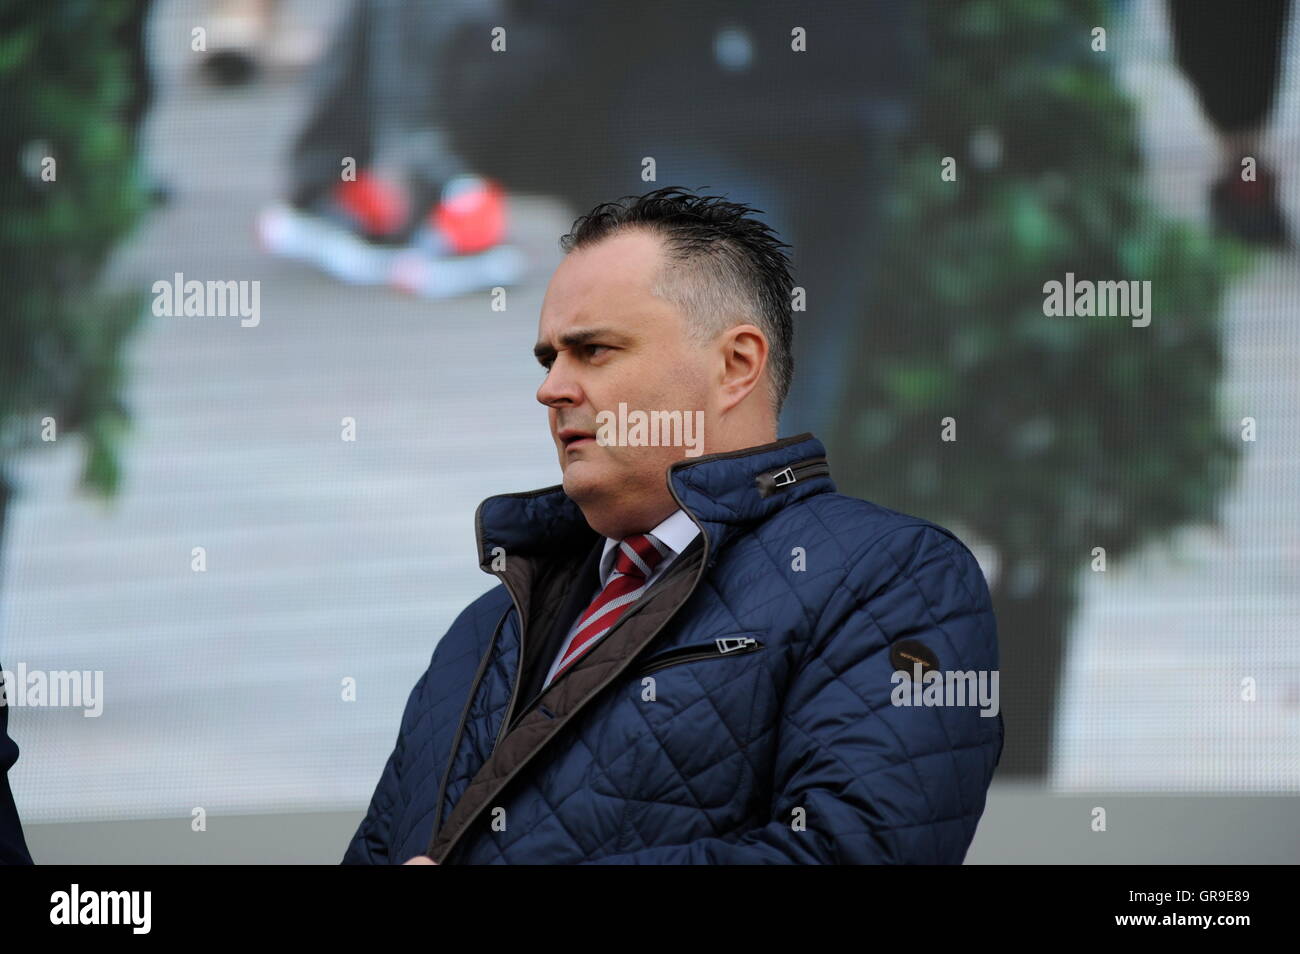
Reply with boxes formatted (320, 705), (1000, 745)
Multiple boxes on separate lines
(343, 187), (1003, 865)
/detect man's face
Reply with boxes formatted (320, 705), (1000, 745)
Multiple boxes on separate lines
(535, 229), (711, 539)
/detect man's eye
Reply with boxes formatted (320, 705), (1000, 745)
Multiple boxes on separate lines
(538, 345), (608, 371)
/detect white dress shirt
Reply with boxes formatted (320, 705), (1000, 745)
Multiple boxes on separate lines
(541, 508), (700, 689)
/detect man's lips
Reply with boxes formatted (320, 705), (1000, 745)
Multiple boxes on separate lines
(557, 429), (596, 448)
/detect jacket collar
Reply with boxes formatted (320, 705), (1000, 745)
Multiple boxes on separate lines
(474, 432), (834, 573)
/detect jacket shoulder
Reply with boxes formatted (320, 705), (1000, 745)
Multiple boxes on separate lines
(784, 492), (990, 597)
(790, 490), (977, 554)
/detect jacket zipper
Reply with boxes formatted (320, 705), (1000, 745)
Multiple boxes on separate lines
(635, 637), (763, 677)
(755, 456), (829, 498)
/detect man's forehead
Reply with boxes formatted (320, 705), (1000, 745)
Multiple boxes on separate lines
(536, 297), (678, 349)
(545, 235), (660, 304)
(538, 247), (675, 343)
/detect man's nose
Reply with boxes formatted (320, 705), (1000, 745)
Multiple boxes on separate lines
(537, 355), (582, 408)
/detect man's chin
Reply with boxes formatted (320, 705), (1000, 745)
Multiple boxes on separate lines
(560, 458), (609, 503)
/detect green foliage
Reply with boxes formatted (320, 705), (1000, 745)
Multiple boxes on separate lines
(0, 0), (147, 497)
(835, 0), (1244, 574)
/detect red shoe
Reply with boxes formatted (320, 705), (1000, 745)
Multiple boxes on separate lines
(256, 170), (413, 284)
(330, 171), (412, 244)
(420, 175), (508, 256)
(388, 177), (524, 299)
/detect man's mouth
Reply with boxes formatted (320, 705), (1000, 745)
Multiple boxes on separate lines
(557, 429), (596, 448)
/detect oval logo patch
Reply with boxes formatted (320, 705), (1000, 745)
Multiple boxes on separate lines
(889, 639), (940, 678)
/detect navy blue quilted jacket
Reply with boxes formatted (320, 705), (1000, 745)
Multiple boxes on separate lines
(343, 434), (1003, 864)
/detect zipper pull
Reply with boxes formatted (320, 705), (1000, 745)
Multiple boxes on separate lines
(754, 457), (829, 498)
(715, 636), (757, 653)
(756, 466), (794, 497)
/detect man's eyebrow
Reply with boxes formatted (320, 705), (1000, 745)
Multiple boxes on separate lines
(533, 327), (628, 360)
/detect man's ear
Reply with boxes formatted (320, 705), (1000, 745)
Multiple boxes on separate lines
(717, 324), (769, 413)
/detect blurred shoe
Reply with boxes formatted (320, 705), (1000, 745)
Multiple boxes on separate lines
(388, 175), (528, 298)
(258, 172), (526, 295)
(1210, 165), (1290, 247)
(199, 14), (321, 83)
(200, 6), (266, 86)
(414, 175), (508, 255)
(256, 202), (404, 284)
(330, 171), (412, 243)
(256, 172), (414, 285)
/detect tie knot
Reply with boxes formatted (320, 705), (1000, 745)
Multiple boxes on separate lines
(612, 533), (668, 581)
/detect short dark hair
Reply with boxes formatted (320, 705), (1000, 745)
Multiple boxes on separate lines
(559, 186), (795, 415)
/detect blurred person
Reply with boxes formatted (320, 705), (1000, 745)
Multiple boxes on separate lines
(343, 188), (1002, 865)
(437, 0), (924, 442)
(1168, 0), (1293, 245)
(199, 0), (324, 85)
(256, 0), (525, 297)
(116, 0), (172, 205)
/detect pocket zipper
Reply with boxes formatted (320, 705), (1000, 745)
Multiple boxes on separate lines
(635, 636), (764, 677)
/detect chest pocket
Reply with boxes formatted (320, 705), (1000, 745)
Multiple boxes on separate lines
(632, 635), (764, 677)
(602, 633), (771, 815)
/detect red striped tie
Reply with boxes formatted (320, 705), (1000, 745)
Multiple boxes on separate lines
(545, 533), (669, 688)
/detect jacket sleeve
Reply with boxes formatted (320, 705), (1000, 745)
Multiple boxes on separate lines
(0, 666), (34, 865)
(582, 525), (1004, 865)
(341, 665), (431, 865)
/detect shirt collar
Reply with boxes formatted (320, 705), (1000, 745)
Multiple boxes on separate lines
(597, 508), (700, 587)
